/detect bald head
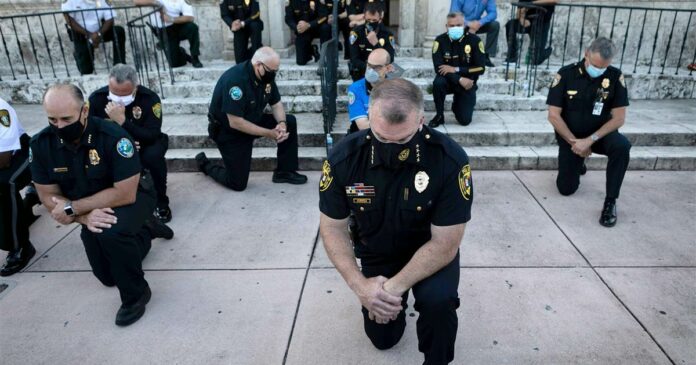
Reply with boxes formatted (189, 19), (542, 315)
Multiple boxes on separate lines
(43, 83), (87, 129)
(367, 48), (391, 66)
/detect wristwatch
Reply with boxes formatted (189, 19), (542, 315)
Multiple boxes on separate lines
(590, 134), (600, 142)
(64, 201), (76, 217)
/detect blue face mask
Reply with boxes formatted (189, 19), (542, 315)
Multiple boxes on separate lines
(448, 26), (464, 40)
(586, 64), (607, 78)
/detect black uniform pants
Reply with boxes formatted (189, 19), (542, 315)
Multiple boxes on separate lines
(71, 26), (126, 75)
(0, 136), (32, 253)
(206, 114), (299, 191)
(232, 20), (263, 64)
(505, 18), (552, 65)
(556, 131), (631, 200)
(474, 21), (500, 57)
(156, 22), (201, 68)
(337, 17), (351, 60)
(359, 252), (460, 365)
(295, 24), (331, 65)
(140, 134), (169, 209)
(80, 189), (155, 307)
(433, 75), (477, 126)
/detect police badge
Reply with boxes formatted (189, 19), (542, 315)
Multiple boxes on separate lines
(601, 78), (610, 89)
(132, 106), (142, 120)
(265, 84), (272, 94)
(414, 171), (429, 193)
(89, 149), (101, 165)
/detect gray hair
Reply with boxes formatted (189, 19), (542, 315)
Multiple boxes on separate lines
(251, 46), (279, 65)
(587, 37), (617, 60)
(109, 63), (139, 85)
(447, 12), (464, 20)
(43, 83), (84, 104)
(369, 79), (424, 124)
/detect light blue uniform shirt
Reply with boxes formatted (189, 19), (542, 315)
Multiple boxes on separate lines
(347, 78), (370, 123)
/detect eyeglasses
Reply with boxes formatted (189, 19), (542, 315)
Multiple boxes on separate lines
(367, 63), (387, 71)
(260, 62), (279, 73)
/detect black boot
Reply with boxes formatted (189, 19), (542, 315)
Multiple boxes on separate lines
(115, 285), (151, 326)
(0, 242), (36, 277)
(272, 171), (308, 185)
(154, 206), (172, 223)
(428, 114), (445, 128)
(599, 199), (617, 227)
(192, 56), (203, 68)
(195, 152), (209, 174)
(145, 218), (174, 240)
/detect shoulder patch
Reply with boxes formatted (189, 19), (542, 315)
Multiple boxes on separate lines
(347, 91), (356, 105)
(458, 164), (472, 200)
(349, 31), (358, 45)
(152, 102), (162, 119)
(0, 109), (10, 127)
(230, 86), (243, 100)
(319, 160), (334, 192)
(432, 40), (439, 54)
(116, 138), (135, 158)
(619, 74), (626, 88)
(551, 73), (561, 88)
(478, 40), (485, 54)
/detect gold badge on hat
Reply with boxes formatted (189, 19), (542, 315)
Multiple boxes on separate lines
(398, 148), (410, 161)
(132, 106), (142, 120)
(89, 149), (101, 166)
(414, 171), (429, 193)
(464, 44), (471, 54)
(602, 78), (610, 89)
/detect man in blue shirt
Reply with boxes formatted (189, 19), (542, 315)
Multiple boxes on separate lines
(450, 0), (499, 66)
(347, 48), (394, 133)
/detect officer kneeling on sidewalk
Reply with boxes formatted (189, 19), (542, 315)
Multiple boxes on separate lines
(31, 84), (174, 326)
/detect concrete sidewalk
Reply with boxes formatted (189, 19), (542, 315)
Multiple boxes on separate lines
(0, 171), (694, 364)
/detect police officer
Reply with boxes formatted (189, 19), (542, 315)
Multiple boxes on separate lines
(347, 48), (394, 133)
(62, 0), (126, 75)
(348, 2), (395, 81)
(0, 97), (35, 277)
(220, 0), (263, 64)
(347, 0), (387, 28)
(285, 0), (330, 65)
(319, 79), (473, 364)
(196, 47), (308, 190)
(88, 64), (172, 223)
(546, 37), (630, 227)
(31, 84), (173, 326)
(134, 0), (203, 68)
(320, 0), (351, 60)
(429, 12), (486, 127)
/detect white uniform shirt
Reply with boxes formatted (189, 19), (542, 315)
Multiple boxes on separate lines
(150, 0), (195, 28)
(0, 98), (25, 154)
(61, 0), (117, 33)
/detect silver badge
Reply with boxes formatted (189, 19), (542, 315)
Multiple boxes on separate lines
(414, 171), (429, 193)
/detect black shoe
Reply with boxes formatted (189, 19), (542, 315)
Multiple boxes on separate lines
(580, 163), (587, 175)
(0, 243), (36, 277)
(154, 206), (172, 224)
(145, 218), (174, 240)
(272, 171), (308, 185)
(599, 200), (617, 227)
(115, 286), (151, 327)
(428, 114), (445, 128)
(180, 47), (192, 63)
(312, 44), (320, 62)
(192, 57), (203, 68)
(195, 152), (209, 174)
(485, 56), (495, 67)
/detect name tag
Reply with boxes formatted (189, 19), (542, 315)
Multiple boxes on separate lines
(53, 167), (69, 173)
(593, 102), (604, 116)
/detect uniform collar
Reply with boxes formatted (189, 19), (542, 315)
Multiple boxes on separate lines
(367, 129), (427, 169)
(56, 117), (97, 150)
(245, 61), (259, 86)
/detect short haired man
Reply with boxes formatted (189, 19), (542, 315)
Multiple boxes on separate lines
(348, 2), (395, 81)
(347, 48), (394, 133)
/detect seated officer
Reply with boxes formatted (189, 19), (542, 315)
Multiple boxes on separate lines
(319, 79), (472, 365)
(430, 12), (485, 128)
(220, 0), (263, 64)
(505, 0), (556, 65)
(546, 37), (631, 227)
(0, 97), (35, 277)
(88, 64), (172, 223)
(347, 0), (387, 29)
(347, 48), (394, 133)
(134, 0), (203, 68)
(31, 84), (173, 326)
(285, 0), (331, 65)
(321, 0), (351, 60)
(348, 2), (395, 81)
(196, 47), (307, 190)
(62, 0), (126, 75)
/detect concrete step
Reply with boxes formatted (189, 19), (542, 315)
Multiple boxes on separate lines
(160, 94), (550, 114)
(160, 78), (516, 98)
(166, 146), (696, 172)
(161, 112), (696, 149)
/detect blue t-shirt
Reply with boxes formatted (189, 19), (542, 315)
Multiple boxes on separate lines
(347, 78), (370, 123)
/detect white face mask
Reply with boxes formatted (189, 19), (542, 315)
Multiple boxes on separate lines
(108, 91), (135, 106)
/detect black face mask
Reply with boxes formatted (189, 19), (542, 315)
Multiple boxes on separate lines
(371, 129), (421, 170)
(366, 21), (380, 33)
(51, 107), (85, 142)
(259, 66), (277, 84)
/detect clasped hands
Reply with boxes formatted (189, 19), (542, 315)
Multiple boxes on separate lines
(267, 122), (289, 143)
(357, 276), (405, 325)
(570, 137), (593, 158)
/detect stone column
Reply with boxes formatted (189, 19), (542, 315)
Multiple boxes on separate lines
(398, 0), (416, 48)
(421, 0), (450, 54)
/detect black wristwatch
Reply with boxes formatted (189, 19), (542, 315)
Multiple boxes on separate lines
(64, 201), (76, 217)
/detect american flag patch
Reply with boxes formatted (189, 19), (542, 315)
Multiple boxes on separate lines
(345, 183), (375, 197)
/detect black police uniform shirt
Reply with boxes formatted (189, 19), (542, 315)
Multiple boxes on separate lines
(432, 30), (486, 86)
(209, 60), (281, 139)
(29, 117), (141, 202)
(285, 0), (327, 32)
(546, 61), (629, 138)
(346, 0), (386, 16)
(319, 127), (473, 258)
(88, 86), (163, 147)
(221, 0), (261, 28)
(349, 23), (395, 66)
(318, 0), (346, 19)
